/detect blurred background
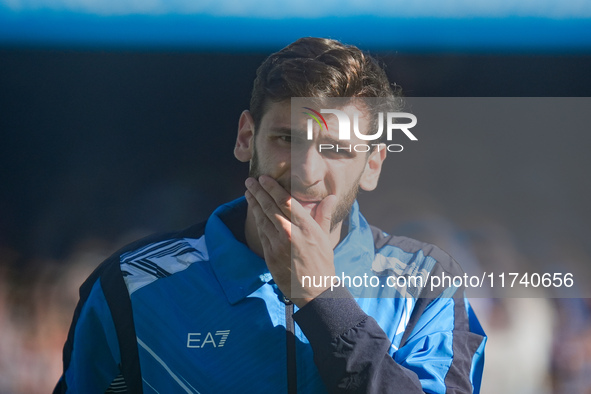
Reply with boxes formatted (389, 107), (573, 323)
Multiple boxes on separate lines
(1, 0), (591, 392)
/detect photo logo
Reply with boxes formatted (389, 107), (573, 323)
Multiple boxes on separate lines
(302, 107), (329, 138)
(303, 107), (418, 153)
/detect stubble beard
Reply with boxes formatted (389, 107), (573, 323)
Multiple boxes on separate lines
(249, 144), (359, 232)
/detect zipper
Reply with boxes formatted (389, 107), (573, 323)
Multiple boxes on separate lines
(284, 296), (297, 394)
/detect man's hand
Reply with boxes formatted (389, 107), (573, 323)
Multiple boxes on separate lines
(245, 175), (337, 307)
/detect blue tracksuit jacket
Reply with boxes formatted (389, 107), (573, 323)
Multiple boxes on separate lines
(55, 197), (486, 393)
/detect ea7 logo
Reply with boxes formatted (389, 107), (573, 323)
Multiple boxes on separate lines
(187, 330), (230, 348)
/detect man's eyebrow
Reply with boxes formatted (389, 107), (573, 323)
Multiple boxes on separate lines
(269, 126), (308, 137)
(269, 126), (292, 134)
(317, 134), (341, 145)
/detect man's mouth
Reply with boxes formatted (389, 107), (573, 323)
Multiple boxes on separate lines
(296, 199), (320, 209)
(292, 195), (323, 216)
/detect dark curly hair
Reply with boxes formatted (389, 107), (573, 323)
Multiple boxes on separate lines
(249, 37), (400, 136)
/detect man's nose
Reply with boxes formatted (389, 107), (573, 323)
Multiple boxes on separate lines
(290, 144), (325, 187)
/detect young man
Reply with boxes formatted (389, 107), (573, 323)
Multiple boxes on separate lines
(56, 37), (486, 393)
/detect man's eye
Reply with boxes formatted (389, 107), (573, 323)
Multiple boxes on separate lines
(279, 135), (292, 143)
(321, 146), (355, 159)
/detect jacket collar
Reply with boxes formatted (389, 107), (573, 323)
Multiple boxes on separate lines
(205, 197), (270, 305)
(205, 197), (375, 305)
(334, 200), (376, 276)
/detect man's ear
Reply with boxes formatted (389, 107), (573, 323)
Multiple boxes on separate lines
(234, 110), (255, 162)
(359, 144), (387, 191)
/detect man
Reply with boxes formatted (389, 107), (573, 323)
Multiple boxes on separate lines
(55, 37), (486, 393)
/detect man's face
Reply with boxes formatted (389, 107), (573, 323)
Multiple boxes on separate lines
(247, 100), (384, 231)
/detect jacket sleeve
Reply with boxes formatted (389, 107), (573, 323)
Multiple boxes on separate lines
(54, 256), (143, 394)
(54, 278), (122, 393)
(293, 285), (486, 394)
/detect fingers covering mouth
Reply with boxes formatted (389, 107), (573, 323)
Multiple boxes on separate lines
(296, 200), (320, 206)
(293, 198), (320, 204)
(292, 197), (321, 207)
(291, 196), (322, 214)
(294, 199), (320, 217)
(291, 193), (325, 204)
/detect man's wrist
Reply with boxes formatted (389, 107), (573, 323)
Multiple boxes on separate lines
(293, 286), (368, 349)
(291, 275), (340, 308)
